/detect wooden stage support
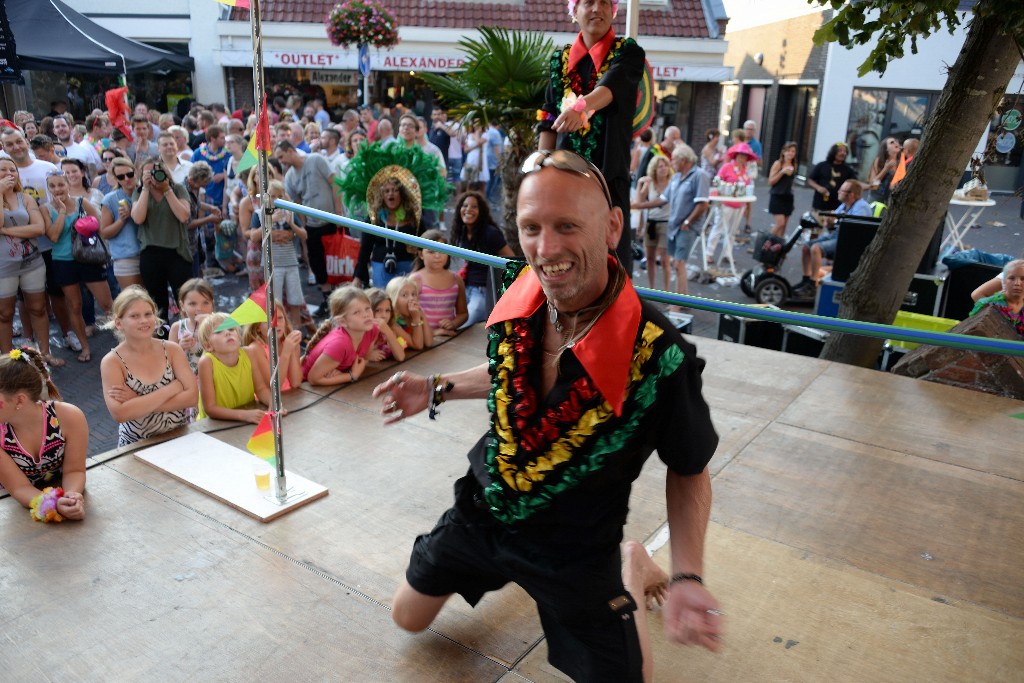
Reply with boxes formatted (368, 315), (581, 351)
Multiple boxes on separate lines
(2, 327), (1021, 681)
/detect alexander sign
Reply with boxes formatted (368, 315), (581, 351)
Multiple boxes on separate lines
(379, 55), (465, 71)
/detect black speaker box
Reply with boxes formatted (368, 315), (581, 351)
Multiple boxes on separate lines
(717, 314), (784, 351)
(942, 262), (1004, 320)
(832, 216), (943, 282)
(782, 325), (828, 358)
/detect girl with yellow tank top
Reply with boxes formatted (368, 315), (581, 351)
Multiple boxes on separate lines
(195, 312), (273, 422)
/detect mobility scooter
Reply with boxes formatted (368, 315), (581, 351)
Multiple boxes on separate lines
(739, 212), (821, 306)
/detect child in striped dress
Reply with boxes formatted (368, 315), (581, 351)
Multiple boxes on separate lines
(409, 229), (467, 338)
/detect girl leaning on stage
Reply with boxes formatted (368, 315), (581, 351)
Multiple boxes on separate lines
(0, 346), (88, 521)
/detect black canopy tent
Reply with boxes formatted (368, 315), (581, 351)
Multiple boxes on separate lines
(7, 0), (194, 74)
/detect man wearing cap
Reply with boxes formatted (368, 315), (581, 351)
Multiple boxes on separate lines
(538, 0), (645, 273)
(373, 149), (722, 683)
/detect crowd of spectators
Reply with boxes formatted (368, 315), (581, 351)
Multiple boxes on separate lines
(0, 89), (516, 458)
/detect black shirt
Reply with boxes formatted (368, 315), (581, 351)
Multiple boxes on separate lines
(427, 124), (450, 165)
(809, 161), (857, 211)
(468, 295), (718, 544)
(539, 36), (645, 217)
(354, 222), (418, 284)
(457, 223), (508, 288)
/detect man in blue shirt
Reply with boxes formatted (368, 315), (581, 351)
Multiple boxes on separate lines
(313, 98), (332, 131)
(191, 124), (230, 271)
(636, 144), (709, 306)
(664, 144), (709, 306)
(742, 120), (763, 163)
(794, 180), (873, 295)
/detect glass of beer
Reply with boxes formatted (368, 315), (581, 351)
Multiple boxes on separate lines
(253, 461), (272, 491)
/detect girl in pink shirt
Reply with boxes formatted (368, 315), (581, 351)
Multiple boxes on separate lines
(302, 286), (378, 386)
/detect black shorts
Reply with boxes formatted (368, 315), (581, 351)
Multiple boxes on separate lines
(50, 258), (108, 288)
(406, 475), (643, 682)
(41, 250), (63, 296)
(769, 193), (794, 217)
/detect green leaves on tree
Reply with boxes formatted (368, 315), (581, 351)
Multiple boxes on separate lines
(806, 0), (1024, 77)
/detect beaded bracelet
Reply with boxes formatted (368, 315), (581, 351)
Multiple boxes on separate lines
(427, 373), (454, 420)
(670, 572), (703, 586)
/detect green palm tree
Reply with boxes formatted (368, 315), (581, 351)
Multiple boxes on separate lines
(420, 27), (555, 252)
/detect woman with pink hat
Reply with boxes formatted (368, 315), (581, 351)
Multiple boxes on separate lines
(706, 142), (757, 266)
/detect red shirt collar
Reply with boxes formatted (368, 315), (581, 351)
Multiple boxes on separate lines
(486, 256), (642, 416)
(567, 29), (616, 76)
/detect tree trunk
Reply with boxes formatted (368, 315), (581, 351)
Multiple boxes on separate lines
(820, 11), (1020, 367)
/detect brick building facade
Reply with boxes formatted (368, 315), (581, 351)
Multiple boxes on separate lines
(720, 10), (831, 172)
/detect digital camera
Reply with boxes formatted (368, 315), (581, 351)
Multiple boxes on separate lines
(383, 251), (398, 274)
(151, 162), (168, 183)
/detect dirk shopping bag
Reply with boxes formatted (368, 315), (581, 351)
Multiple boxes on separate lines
(323, 228), (360, 284)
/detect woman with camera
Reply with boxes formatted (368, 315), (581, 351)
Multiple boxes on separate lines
(130, 158), (193, 329)
(353, 166), (422, 289)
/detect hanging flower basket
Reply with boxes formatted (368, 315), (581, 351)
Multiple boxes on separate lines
(325, 0), (400, 50)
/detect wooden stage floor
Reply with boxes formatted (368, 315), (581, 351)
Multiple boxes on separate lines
(2, 326), (1021, 682)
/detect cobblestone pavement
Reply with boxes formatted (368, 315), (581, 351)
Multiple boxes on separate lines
(42, 183), (1021, 456)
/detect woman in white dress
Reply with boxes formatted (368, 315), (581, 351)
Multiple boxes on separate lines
(459, 122), (489, 194)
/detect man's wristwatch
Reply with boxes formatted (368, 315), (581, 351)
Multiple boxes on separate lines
(683, 220), (690, 227)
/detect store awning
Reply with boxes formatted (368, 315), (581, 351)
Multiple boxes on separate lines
(7, 0), (194, 75)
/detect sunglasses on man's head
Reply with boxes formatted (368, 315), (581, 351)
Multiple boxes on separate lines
(520, 149), (612, 209)
(115, 171), (136, 181)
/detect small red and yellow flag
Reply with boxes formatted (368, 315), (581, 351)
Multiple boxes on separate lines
(216, 283), (269, 331)
(247, 411), (276, 461)
(236, 94), (272, 175)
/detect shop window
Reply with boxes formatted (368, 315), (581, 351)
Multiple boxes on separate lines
(719, 84), (738, 138)
(985, 97), (1023, 193)
(771, 85), (816, 171)
(846, 88), (934, 179)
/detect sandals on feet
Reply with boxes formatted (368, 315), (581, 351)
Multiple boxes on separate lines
(44, 354), (66, 368)
(77, 351), (91, 363)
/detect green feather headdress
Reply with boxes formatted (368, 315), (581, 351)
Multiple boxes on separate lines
(336, 142), (451, 226)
